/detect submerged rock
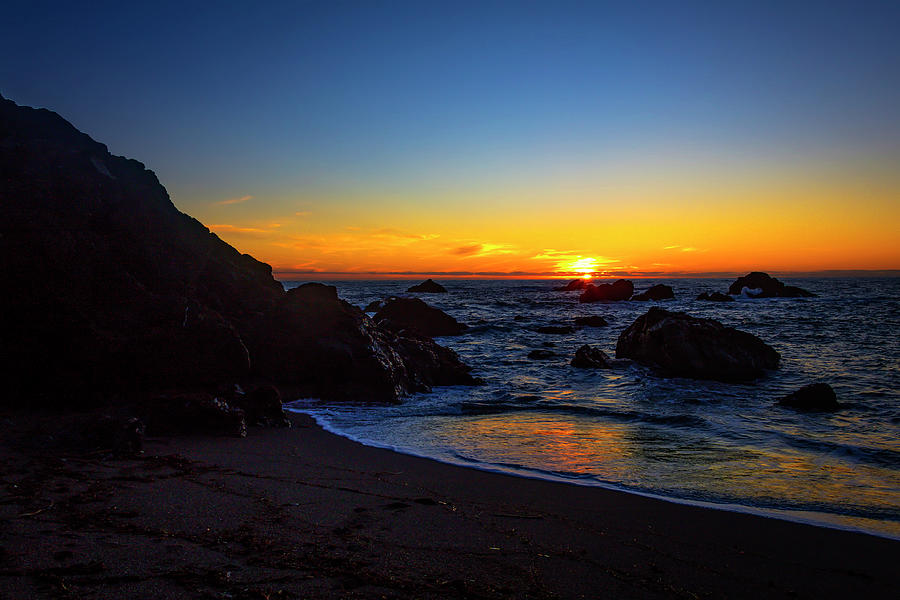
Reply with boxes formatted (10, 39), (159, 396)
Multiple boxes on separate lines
(579, 280), (634, 303)
(571, 345), (614, 369)
(527, 349), (557, 360)
(536, 325), (576, 334)
(631, 284), (675, 301)
(727, 272), (816, 298)
(407, 278), (447, 293)
(615, 307), (780, 381)
(696, 292), (734, 302)
(777, 383), (840, 411)
(574, 315), (609, 327)
(554, 279), (590, 291)
(373, 297), (468, 337)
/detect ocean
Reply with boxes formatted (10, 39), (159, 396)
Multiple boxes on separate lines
(282, 278), (900, 539)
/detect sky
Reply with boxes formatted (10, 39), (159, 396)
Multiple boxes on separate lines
(2, 1), (899, 278)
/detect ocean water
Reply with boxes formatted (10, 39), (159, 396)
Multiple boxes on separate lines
(282, 278), (900, 539)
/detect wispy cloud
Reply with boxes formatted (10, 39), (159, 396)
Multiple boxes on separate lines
(214, 195), (253, 206)
(208, 223), (278, 238)
(451, 243), (515, 258)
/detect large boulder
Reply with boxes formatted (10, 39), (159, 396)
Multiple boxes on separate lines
(777, 383), (840, 411)
(554, 279), (590, 291)
(407, 278), (447, 293)
(632, 284), (674, 301)
(727, 272), (816, 298)
(615, 307), (780, 381)
(0, 94), (476, 406)
(579, 280), (634, 303)
(373, 297), (468, 337)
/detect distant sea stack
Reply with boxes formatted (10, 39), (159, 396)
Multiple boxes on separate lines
(0, 94), (475, 405)
(407, 278), (447, 293)
(579, 279), (634, 302)
(728, 272), (816, 298)
(554, 279), (590, 291)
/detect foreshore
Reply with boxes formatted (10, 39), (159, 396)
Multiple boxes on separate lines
(1, 412), (897, 599)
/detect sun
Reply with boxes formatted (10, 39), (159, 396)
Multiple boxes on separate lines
(564, 257), (599, 278)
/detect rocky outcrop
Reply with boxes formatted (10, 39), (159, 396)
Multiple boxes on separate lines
(632, 284), (674, 301)
(574, 316), (608, 327)
(727, 272), (816, 298)
(696, 292), (734, 302)
(141, 394), (248, 437)
(373, 297), (468, 337)
(0, 94), (475, 407)
(579, 280), (634, 303)
(615, 308), (780, 381)
(777, 383), (840, 411)
(571, 345), (613, 369)
(536, 325), (576, 334)
(554, 279), (590, 291)
(407, 278), (447, 293)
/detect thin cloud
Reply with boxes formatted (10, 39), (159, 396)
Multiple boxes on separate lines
(451, 243), (515, 258)
(215, 195), (253, 206)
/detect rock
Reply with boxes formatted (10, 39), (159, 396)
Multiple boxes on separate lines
(631, 284), (674, 301)
(373, 297), (468, 337)
(554, 279), (590, 291)
(386, 329), (481, 390)
(574, 316), (608, 327)
(527, 349), (557, 360)
(615, 307), (780, 381)
(407, 279), (447, 293)
(571, 345), (614, 369)
(84, 415), (146, 454)
(777, 383), (840, 411)
(232, 384), (290, 427)
(697, 292), (734, 302)
(727, 272), (816, 298)
(363, 299), (385, 312)
(579, 280), (634, 303)
(536, 325), (576, 334)
(142, 394), (247, 437)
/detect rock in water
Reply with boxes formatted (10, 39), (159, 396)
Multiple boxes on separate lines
(0, 94), (475, 405)
(554, 279), (590, 291)
(615, 307), (780, 381)
(777, 383), (840, 411)
(727, 272), (816, 298)
(579, 280), (634, 303)
(407, 279), (447, 293)
(373, 297), (468, 337)
(571, 345), (613, 369)
(527, 349), (557, 360)
(696, 292), (734, 302)
(631, 284), (675, 301)
(536, 325), (576, 334)
(574, 316), (608, 327)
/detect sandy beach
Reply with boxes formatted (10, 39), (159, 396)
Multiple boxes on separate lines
(0, 412), (896, 599)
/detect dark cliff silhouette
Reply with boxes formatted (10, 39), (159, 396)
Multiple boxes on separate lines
(0, 94), (475, 405)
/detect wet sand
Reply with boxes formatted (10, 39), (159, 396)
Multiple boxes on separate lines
(1, 412), (897, 599)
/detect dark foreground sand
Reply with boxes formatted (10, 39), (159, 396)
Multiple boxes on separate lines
(1, 412), (897, 599)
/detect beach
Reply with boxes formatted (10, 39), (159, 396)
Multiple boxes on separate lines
(2, 412), (896, 599)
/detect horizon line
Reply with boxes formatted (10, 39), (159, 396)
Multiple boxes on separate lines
(273, 269), (900, 280)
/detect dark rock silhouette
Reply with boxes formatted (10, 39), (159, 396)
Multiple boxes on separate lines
(527, 349), (557, 360)
(407, 278), (447, 293)
(83, 415), (146, 454)
(232, 384), (290, 427)
(363, 299), (385, 312)
(0, 94), (475, 406)
(727, 272), (816, 298)
(571, 345), (613, 369)
(141, 394), (248, 437)
(616, 308), (780, 381)
(777, 383), (840, 411)
(536, 325), (576, 334)
(373, 297), (468, 337)
(632, 284), (675, 301)
(579, 280), (634, 303)
(554, 279), (590, 291)
(697, 292), (734, 302)
(574, 316), (608, 327)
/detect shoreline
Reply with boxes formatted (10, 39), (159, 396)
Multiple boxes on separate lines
(293, 408), (900, 542)
(2, 411), (897, 599)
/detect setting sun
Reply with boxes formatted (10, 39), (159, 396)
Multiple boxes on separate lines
(564, 257), (600, 277)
